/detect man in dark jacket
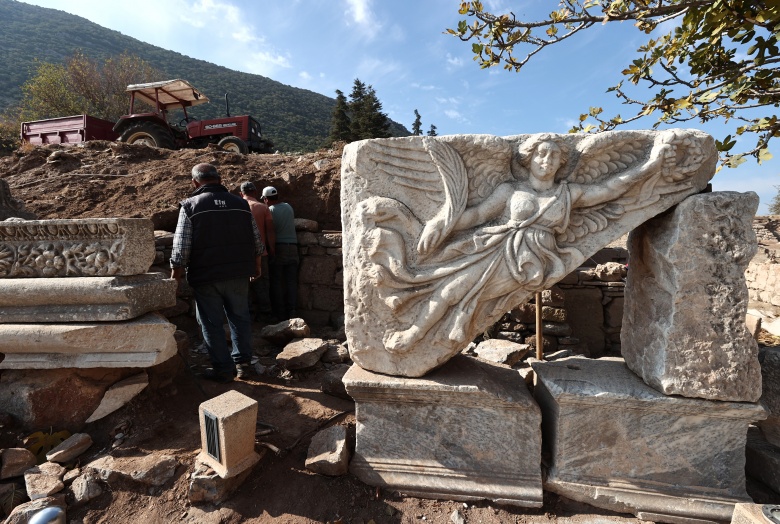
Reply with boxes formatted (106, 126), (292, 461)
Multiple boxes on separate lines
(170, 163), (263, 382)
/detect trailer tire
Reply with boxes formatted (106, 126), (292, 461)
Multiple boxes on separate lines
(119, 122), (175, 149)
(218, 136), (248, 154)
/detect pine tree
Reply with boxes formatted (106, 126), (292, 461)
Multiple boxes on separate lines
(327, 89), (352, 144)
(427, 124), (438, 137)
(412, 109), (422, 136)
(348, 79), (390, 140)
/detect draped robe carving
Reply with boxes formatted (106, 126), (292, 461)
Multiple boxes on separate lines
(341, 131), (716, 377)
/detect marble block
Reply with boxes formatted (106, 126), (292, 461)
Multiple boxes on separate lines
(0, 313), (177, 369)
(622, 192), (761, 402)
(731, 504), (772, 524)
(757, 347), (780, 447)
(341, 131), (716, 377)
(197, 390), (260, 479)
(0, 272), (177, 322)
(343, 355), (543, 507)
(532, 356), (766, 524)
(0, 218), (154, 277)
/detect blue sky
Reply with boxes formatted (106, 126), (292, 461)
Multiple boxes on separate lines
(20, 0), (780, 213)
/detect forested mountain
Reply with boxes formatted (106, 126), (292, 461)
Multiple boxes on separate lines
(0, 0), (409, 152)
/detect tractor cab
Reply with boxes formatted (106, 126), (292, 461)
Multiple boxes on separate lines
(114, 79), (271, 154)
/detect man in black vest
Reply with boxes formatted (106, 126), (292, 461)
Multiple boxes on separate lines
(170, 163), (263, 383)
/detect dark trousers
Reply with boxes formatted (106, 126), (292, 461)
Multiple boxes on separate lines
(269, 244), (299, 320)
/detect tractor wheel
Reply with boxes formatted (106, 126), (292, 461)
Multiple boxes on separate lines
(119, 122), (175, 149)
(218, 136), (248, 154)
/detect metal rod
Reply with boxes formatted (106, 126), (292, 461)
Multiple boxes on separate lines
(535, 291), (543, 360)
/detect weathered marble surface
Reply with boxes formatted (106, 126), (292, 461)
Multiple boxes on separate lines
(0, 218), (154, 277)
(0, 272), (176, 322)
(344, 355), (543, 507)
(341, 130), (716, 377)
(757, 347), (780, 446)
(532, 356), (765, 523)
(0, 313), (177, 369)
(622, 192), (761, 402)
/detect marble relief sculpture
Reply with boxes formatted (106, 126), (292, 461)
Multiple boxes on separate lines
(341, 130), (716, 377)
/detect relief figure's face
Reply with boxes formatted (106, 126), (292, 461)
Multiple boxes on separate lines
(529, 141), (562, 182)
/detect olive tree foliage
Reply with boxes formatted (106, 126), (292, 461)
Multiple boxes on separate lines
(18, 51), (163, 123)
(449, 1), (780, 167)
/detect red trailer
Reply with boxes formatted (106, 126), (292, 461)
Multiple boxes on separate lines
(21, 115), (118, 145)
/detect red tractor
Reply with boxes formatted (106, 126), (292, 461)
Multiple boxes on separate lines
(113, 79), (273, 154)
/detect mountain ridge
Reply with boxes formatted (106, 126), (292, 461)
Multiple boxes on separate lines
(0, 0), (410, 151)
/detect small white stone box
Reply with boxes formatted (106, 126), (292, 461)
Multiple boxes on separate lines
(197, 391), (260, 479)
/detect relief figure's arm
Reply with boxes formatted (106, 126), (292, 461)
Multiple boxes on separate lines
(570, 135), (671, 208)
(453, 183), (513, 231)
(418, 183), (512, 255)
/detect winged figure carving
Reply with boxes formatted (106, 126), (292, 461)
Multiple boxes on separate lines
(341, 130), (716, 377)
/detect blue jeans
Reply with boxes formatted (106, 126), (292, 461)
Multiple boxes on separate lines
(193, 277), (253, 373)
(269, 244), (299, 320)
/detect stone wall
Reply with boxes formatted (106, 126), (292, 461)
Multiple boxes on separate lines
(747, 216), (780, 311)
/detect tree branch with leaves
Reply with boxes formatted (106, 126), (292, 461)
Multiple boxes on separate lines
(449, 0), (780, 167)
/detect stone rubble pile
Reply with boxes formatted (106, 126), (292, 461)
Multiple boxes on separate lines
(0, 427), (182, 522)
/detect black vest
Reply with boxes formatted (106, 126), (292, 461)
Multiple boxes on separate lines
(181, 184), (256, 286)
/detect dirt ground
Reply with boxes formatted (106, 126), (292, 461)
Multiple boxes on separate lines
(1, 143), (779, 523)
(0, 141), (344, 232)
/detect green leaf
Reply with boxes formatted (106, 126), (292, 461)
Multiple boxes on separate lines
(472, 43), (483, 54)
(759, 148), (774, 164)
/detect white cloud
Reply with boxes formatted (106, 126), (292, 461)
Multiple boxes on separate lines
(446, 53), (463, 67)
(244, 50), (292, 76)
(445, 109), (463, 120)
(436, 96), (460, 105)
(344, 0), (381, 40)
(411, 83), (436, 91)
(299, 71), (312, 81)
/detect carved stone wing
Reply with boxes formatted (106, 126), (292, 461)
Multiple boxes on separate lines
(569, 132), (648, 184)
(558, 130), (709, 245)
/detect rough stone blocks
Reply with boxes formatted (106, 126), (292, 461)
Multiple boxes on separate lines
(532, 356), (766, 524)
(344, 355), (543, 507)
(622, 192), (762, 402)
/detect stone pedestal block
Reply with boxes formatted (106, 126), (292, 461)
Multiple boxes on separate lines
(343, 355), (542, 507)
(0, 313), (177, 369)
(0, 272), (176, 322)
(623, 192), (761, 402)
(0, 218), (154, 277)
(532, 356), (766, 524)
(197, 391), (260, 479)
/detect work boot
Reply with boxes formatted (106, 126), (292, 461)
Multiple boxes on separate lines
(235, 363), (252, 380)
(201, 368), (234, 383)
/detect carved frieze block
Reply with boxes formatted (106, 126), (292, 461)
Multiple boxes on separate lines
(0, 218), (154, 277)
